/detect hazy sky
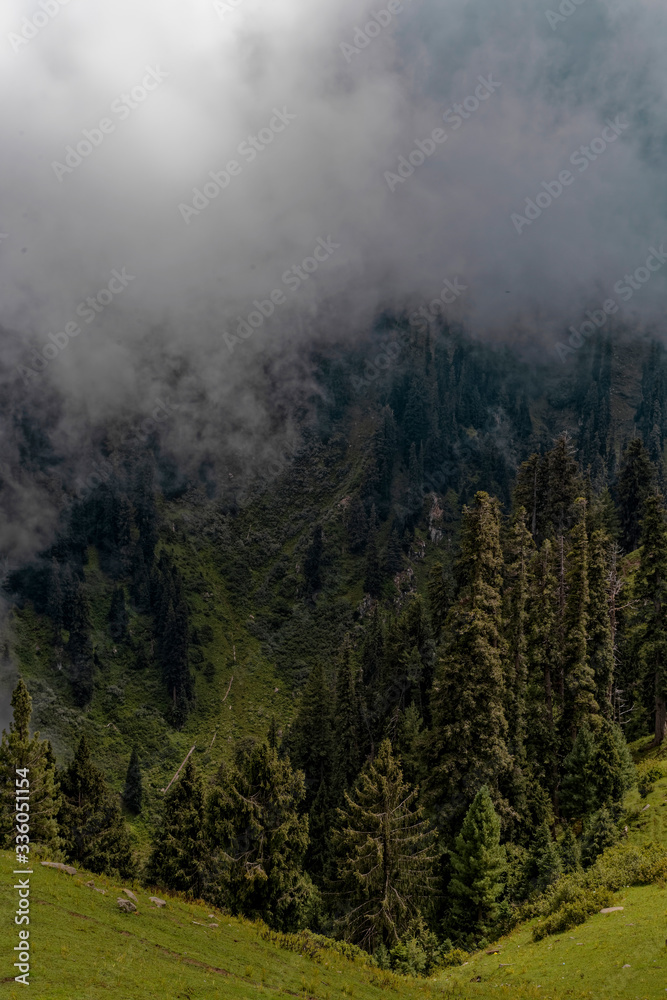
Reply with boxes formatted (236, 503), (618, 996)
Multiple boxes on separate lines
(0, 0), (665, 559)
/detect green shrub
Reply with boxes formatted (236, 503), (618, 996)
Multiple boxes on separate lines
(530, 840), (667, 941)
(438, 947), (468, 968)
(637, 765), (661, 798)
(532, 887), (614, 941)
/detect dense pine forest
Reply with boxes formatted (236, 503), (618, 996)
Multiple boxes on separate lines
(3, 323), (667, 975)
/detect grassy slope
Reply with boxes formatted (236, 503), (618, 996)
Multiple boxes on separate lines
(439, 744), (667, 1000)
(0, 849), (435, 1000)
(2, 746), (667, 999)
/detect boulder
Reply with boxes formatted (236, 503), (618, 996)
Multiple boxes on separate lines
(149, 896), (166, 908)
(41, 862), (76, 875)
(121, 888), (138, 902)
(117, 898), (137, 914)
(600, 906), (624, 914)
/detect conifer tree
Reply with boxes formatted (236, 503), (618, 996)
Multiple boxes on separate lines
(503, 508), (534, 816)
(558, 825), (581, 873)
(406, 441), (424, 522)
(633, 492), (667, 744)
(206, 743), (314, 930)
(581, 806), (618, 866)
(385, 526), (404, 577)
(333, 739), (436, 951)
(428, 492), (512, 829)
(526, 822), (562, 894)
(58, 736), (133, 876)
(559, 723), (597, 820)
(347, 497), (368, 554)
(146, 757), (206, 896)
(303, 524), (323, 598)
(427, 561), (452, 643)
(123, 747), (143, 814)
(525, 541), (560, 809)
(67, 588), (94, 707)
(0, 680), (60, 851)
(290, 661), (333, 808)
(332, 647), (362, 803)
(447, 785), (506, 942)
(562, 498), (598, 739)
(364, 506), (382, 597)
(587, 529), (614, 716)
(616, 439), (655, 552)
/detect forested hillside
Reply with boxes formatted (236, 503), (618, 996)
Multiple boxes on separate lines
(3, 323), (667, 973)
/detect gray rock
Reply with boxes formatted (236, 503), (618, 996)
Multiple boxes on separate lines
(600, 906), (624, 914)
(41, 861), (76, 875)
(121, 888), (138, 902)
(149, 896), (166, 908)
(117, 898), (137, 913)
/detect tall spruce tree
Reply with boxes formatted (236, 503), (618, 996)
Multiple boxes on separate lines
(364, 506), (382, 597)
(146, 757), (207, 896)
(562, 498), (598, 740)
(616, 439), (655, 552)
(633, 491), (667, 744)
(503, 507), (534, 818)
(0, 680), (60, 851)
(428, 492), (512, 830)
(67, 588), (94, 707)
(525, 541), (560, 811)
(333, 739), (436, 952)
(447, 785), (506, 944)
(58, 736), (133, 876)
(206, 742), (315, 930)
(587, 529), (615, 716)
(332, 647), (362, 803)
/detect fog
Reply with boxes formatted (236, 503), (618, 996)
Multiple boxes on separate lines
(0, 0), (665, 562)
